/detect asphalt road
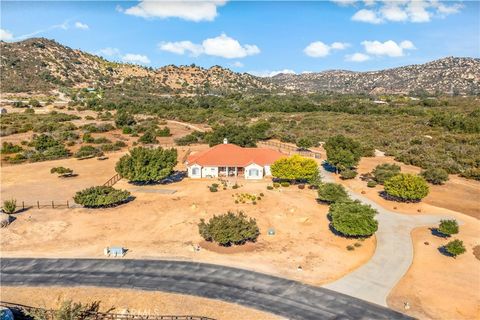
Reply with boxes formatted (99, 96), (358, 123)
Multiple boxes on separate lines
(0, 258), (412, 320)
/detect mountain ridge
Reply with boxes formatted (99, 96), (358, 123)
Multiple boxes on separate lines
(1, 38), (479, 95)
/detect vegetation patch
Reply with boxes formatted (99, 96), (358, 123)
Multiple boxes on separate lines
(329, 200), (378, 237)
(317, 183), (349, 204)
(383, 173), (429, 202)
(233, 192), (263, 204)
(73, 186), (131, 208)
(198, 211), (260, 246)
(271, 155), (319, 182)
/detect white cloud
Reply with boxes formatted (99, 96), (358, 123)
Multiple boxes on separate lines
(346, 52), (371, 62)
(304, 41), (349, 58)
(15, 20), (69, 40)
(352, 9), (383, 24)
(97, 47), (121, 57)
(159, 41), (203, 56)
(159, 33), (260, 59)
(406, 0), (431, 22)
(232, 61), (244, 68)
(363, 0), (376, 6)
(433, 1), (463, 15)
(248, 69), (296, 77)
(74, 21), (89, 30)
(0, 29), (14, 41)
(330, 0), (357, 6)
(124, 0), (227, 22)
(121, 53), (151, 65)
(380, 4), (408, 22)
(361, 40), (415, 57)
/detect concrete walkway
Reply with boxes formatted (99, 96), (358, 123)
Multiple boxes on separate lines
(320, 166), (452, 306)
(0, 258), (412, 320)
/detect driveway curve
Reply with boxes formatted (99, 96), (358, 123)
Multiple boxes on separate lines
(0, 258), (411, 320)
(320, 166), (453, 306)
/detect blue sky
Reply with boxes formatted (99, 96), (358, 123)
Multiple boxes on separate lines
(1, 1), (479, 75)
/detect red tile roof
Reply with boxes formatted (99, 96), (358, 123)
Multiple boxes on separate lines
(187, 144), (285, 167)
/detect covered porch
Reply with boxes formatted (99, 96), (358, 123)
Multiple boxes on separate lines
(218, 166), (245, 177)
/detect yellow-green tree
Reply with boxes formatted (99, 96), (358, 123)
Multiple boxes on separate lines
(271, 155), (319, 182)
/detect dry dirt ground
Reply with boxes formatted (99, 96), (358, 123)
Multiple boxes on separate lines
(333, 155), (480, 320)
(0, 148), (375, 286)
(0, 286), (282, 320)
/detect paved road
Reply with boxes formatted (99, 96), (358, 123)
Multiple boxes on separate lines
(0, 258), (412, 320)
(320, 166), (452, 306)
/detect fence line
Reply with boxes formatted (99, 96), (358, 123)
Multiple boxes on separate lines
(10, 200), (73, 210)
(258, 141), (321, 159)
(103, 173), (122, 187)
(0, 301), (216, 320)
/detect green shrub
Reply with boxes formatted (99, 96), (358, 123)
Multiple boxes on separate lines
(372, 163), (401, 184)
(271, 155), (319, 182)
(296, 137), (314, 150)
(438, 219), (459, 236)
(1, 142), (23, 154)
(139, 130), (158, 144)
(209, 186), (218, 192)
(157, 126), (171, 137)
(346, 245), (355, 251)
(198, 211), (260, 246)
(444, 239), (466, 257)
(421, 168), (449, 185)
(317, 183), (349, 204)
(116, 147), (177, 183)
(273, 182), (280, 188)
(73, 186), (131, 208)
(384, 173), (429, 201)
(115, 111), (136, 128)
(2, 199), (16, 214)
(74, 146), (102, 158)
(50, 166), (73, 176)
(460, 168), (480, 181)
(340, 169), (358, 180)
(280, 181), (290, 187)
(367, 180), (377, 188)
(329, 200), (378, 237)
(122, 126), (133, 134)
(267, 185), (274, 190)
(259, 192), (264, 196)
(82, 133), (94, 143)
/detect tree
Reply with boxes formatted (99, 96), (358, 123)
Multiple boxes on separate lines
(444, 239), (466, 257)
(270, 155), (319, 182)
(317, 183), (349, 204)
(73, 186), (131, 208)
(139, 130), (158, 144)
(198, 211), (260, 246)
(114, 111), (136, 128)
(384, 173), (429, 201)
(421, 168), (449, 185)
(296, 138), (314, 150)
(115, 147), (177, 183)
(438, 219), (459, 236)
(2, 199), (16, 214)
(329, 200), (378, 237)
(324, 135), (362, 172)
(372, 163), (401, 184)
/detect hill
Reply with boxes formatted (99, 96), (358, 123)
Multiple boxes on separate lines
(0, 38), (273, 94)
(271, 57), (480, 95)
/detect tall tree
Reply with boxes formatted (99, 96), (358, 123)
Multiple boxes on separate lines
(324, 135), (362, 172)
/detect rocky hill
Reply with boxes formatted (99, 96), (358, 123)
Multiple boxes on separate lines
(272, 57), (480, 95)
(1, 38), (479, 95)
(0, 38), (273, 94)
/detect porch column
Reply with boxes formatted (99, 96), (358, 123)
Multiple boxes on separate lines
(235, 167), (238, 176)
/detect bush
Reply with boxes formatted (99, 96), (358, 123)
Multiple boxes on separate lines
(122, 126), (133, 134)
(296, 137), (314, 150)
(273, 182), (280, 188)
(198, 211), (260, 246)
(267, 185), (274, 190)
(280, 181), (290, 187)
(340, 169), (357, 180)
(209, 185), (218, 192)
(115, 111), (136, 128)
(73, 186), (131, 208)
(50, 166), (73, 176)
(317, 183), (349, 204)
(421, 168), (449, 185)
(367, 180), (377, 188)
(329, 200), (378, 237)
(74, 146), (102, 159)
(115, 147), (177, 183)
(139, 130), (158, 144)
(460, 168), (480, 181)
(1, 142), (23, 154)
(157, 126), (171, 137)
(82, 133), (94, 143)
(372, 163), (401, 184)
(298, 184), (305, 189)
(444, 239), (466, 257)
(324, 135), (362, 171)
(438, 219), (459, 236)
(271, 155), (319, 182)
(384, 173), (429, 201)
(2, 199), (16, 214)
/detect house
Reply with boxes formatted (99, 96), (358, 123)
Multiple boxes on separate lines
(186, 140), (284, 179)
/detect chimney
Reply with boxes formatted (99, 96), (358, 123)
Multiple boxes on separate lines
(223, 138), (228, 144)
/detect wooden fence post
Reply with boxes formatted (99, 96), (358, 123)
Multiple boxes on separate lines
(22, 201), (24, 210)
(52, 201), (54, 208)
(67, 200), (69, 208)
(37, 201), (40, 209)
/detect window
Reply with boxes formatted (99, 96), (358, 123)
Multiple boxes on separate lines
(192, 167), (200, 175)
(249, 168), (260, 177)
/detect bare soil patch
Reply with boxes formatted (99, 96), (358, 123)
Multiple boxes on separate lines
(0, 286), (281, 320)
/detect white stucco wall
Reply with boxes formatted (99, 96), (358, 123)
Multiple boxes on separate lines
(187, 164), (202, 178)
(202, 166), (218, 178)
(245, 163), (263, 179)
(264, 165), (272, 176)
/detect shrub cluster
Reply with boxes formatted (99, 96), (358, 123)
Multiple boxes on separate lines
(317, 183), (349, 204)
(384, 173), (429, 201)
(444, 239), (466, 257)
(271, 155), (319, 182)
(329, 200), (378, 237)
(73, 186), (131, 208)
(198, 211), (260, 246)
(372, 163), (401, 184)
(340, 169), (358, 180)
(421, 167), (449, 185)
(438, 219), (459, 236)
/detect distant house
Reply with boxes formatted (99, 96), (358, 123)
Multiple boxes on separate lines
(186, 140), (284, 179)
